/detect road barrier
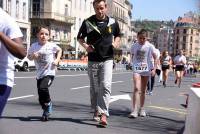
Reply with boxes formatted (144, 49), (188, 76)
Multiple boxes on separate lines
(58, 59), (87, 71)
(184, 87), (200, 134)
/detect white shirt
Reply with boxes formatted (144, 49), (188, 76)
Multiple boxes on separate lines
(174, 55), (186, 65)
(0, 8), (23, 87)
(130, 41), (156, 76)
(28, 42), (61, 79)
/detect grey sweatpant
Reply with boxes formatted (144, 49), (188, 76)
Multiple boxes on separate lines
(88, 60), (113, 116)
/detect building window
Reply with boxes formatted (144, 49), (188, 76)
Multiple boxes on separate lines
(6, 0), (11, 14)
(32, 0), (40, 17)
(16, 0), (19, 18)
(183, 36), (186, 42)
(190, 36), (193, 42)
(23, 2), (26, 19)
(65, 4), (68, 16)
(191, 29), (193, 34)
(183, 29), (187, 34)
(176, 29), (179, 34)
(0, 0), (3, 8)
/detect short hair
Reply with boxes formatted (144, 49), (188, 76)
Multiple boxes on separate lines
(93, 0), (106, 5)
(36, 26), (50, 34)
(137, 29), (148, 36)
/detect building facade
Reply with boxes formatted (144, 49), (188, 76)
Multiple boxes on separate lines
(156, 26), (174, 55)
(0, 0), (30, 51)
(107, 0), (133, 51)
(29, 0), (75, 59)
(70, 0), (94, 59)
(174, 22), (200, 60)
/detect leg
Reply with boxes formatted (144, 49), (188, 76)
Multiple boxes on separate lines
(129, 73), (141, 118)
(139, 76), (149, 117)
(98, 60), (113, 126)
(0, 85), (12, 117)
(98, 60), (113, 116)
(87, 62), (99, 111)
(37, 76), (54, 121)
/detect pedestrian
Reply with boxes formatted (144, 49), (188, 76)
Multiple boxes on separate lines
(146, 48), (161, 95)
(129, 29), (157, 118)
(160, 50), (172, 87)
(27, 26), (62, 121)
(0, 8), (26, 117)
(173, 49), (186, 88)
(77, 0), (121, 127)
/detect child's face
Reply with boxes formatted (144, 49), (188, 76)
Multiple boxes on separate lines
(37, 28), (50, 45)
(137, 34), (146, 45)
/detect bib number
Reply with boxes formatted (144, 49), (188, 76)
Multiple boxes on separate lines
(133, 63), (148, 72)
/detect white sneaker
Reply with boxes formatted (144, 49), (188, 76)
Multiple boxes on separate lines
(128, 110), (138, 118)
(139, 108), (146, 117)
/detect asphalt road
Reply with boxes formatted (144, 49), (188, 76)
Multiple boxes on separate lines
(0, 70), (199, 134)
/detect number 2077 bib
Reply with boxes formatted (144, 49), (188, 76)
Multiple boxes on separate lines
(133, 62), (149, 73)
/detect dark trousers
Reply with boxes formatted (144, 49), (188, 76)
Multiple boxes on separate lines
(0, 85), (12, 117)
(37, 75), (54, 110)
(147, 76), (155, 92)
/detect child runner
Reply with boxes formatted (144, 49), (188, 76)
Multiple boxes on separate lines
(27, 26), (62, 121)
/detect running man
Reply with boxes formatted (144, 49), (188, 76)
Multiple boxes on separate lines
(173, 49), (186, 88)
(129, 29), (157, 118)
(77, 0), (121, 127)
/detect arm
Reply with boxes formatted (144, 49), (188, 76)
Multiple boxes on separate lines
(53, 47), (62, 66)
(112, 36), (120, 48)
(77, 38), (94, 53)
(0, 32), (26, 59)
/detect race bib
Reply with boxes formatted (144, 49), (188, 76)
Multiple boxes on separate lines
(133, 62), (149, 73)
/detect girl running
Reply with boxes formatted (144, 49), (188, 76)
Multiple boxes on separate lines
(160, 50), (172, 87)
(129, 29), (157, 118)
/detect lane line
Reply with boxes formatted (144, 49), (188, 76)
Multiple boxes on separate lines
(8, 95), (35, 101)
(14, 71), (131, 79)
(147, 105), (187, 115)
(71, 81), (124, 90)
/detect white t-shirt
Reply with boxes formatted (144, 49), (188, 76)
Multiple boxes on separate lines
(130, 41), (156, 76)
(28, 42), (61, 79)
(0, 8), (23, 87)
(174, 55), (186, 66)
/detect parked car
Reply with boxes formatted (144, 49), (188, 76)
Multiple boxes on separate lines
(14, 56), (35, 71)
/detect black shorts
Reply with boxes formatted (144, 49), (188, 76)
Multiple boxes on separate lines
(162, 65), (170, 71)
(156, 69), (161, 76)
(175, 65), (185, 71)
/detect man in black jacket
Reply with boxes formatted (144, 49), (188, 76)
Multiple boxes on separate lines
(77, 0), (121, 127)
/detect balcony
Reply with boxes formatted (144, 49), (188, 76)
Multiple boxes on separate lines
(30, 11), (75, 25)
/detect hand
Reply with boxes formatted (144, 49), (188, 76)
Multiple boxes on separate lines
(53, 59), (59, 66)
(86, 45), (94, 53)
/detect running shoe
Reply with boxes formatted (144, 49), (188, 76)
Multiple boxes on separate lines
(128, 110), (138, 118)
(93, 110), (100, 122)
(139, 108), (146, 117)
(99, 114), (107, 127)
(163, 81), (166, 88)
(174, 79), (177, 84)
(41, 102), (52, 121)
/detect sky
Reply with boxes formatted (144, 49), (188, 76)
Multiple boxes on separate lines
(130, 0), (199, 21)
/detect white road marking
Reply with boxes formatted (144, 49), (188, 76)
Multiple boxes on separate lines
(70, 81), (124, 90)
(8, 95), (35, 101)
(109, 94), (131, 103)
(14, 71), (131, 79)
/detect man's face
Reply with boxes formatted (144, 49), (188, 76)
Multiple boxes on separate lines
(93, 1), (107, 20)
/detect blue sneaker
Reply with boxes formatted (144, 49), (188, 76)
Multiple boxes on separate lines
(41, 102), (52, 121)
